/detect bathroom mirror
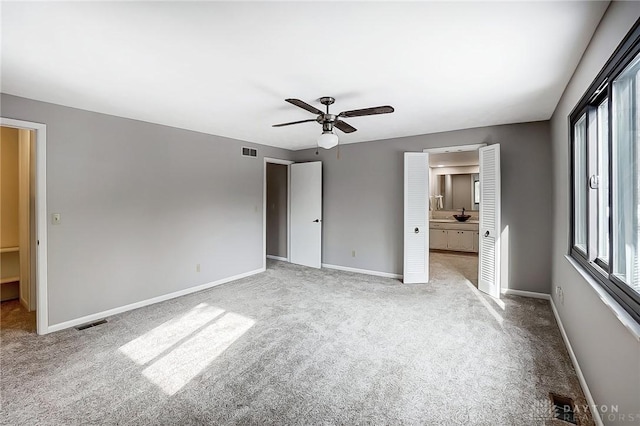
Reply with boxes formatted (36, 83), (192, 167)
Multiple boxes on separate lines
(434, 173), (479, 211)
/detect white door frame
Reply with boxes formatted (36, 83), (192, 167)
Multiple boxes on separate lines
(422, 143), (486, 155)
(422, 143), (501, 297)
(1, 117), (48, 335)
(263, 157), (294, 270)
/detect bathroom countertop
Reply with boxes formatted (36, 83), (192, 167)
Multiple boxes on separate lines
(430, 218), (480, 224)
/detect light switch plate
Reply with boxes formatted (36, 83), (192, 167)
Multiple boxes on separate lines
(52, 213), (61, 225)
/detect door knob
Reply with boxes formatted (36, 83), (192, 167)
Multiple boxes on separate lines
(414, 227), (419, 233)
(313, 219), (321, 223)
(484, 231), (490, 237)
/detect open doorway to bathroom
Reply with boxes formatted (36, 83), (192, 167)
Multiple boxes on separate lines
(1, 126), (37, 332)
(428, 149), (480, 287)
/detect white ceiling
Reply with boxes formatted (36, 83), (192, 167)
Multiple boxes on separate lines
(1, 1), (608, 150)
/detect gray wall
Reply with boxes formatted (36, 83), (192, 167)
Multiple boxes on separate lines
(0, 94), (294, 326)
(295, 121), (553, 294)
(266, 163), (287, 258)
(549, 2), (640, 423)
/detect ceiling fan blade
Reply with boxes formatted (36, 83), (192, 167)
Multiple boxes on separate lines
(338, 105), (395, 118)
(285, 98), (324, 115)
(334, 120), (357, 134)
(272, 118), (317, 127)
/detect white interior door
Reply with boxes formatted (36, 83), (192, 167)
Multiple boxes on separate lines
(403, 152), (429, 283)
(290, 162), (322, 268)
(478, 144), (501, 298)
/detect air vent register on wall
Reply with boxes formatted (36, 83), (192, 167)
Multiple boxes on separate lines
(273, 97), (395, 149)
(241, 147), (257, 158)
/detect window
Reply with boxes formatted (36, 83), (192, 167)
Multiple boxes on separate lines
(612, 54), (640, 296)
(573, 114), (587, 254)
(570, 20), (640, 322)
(474, 179), (480, 204)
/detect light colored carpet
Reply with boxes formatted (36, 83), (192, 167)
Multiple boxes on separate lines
(1, 252), (592, 425)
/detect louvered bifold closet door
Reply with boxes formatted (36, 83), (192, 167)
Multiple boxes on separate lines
(403, 152), (429, 283)
(478, 144), (501, 298)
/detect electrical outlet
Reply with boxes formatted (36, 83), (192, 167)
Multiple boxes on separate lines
(196, 264), (200, 273)
(351, 250), (356, 257)
(52, 213), (61, 225)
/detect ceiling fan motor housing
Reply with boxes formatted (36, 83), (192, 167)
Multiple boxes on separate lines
(319, 112), (337, 127)
(321, 121), (334, 132)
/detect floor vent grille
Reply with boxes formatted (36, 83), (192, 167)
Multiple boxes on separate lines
(550, 393), (578, 424)
(76, 319), (107, 331)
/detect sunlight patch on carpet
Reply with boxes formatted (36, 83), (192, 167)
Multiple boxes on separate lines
(119, 303), (224, 365)
(463, 279), (504, 326)
(142, 312), (254, 395)
(490, 297), (506, 311)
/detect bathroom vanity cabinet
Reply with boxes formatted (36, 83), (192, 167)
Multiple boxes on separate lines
(429, 220), (479, 253)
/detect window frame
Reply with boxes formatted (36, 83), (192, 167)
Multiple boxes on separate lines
(569, 18), (640, 323)
(570, 110), (589, 259)
(594, 97), (610, 270)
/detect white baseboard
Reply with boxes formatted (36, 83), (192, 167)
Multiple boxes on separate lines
(266, 255), (288, 262)
(47, 267), (265, 333)
(321, 263), (403, 279)
(550, 298), (603, 426)
(501, 288), (551, 300)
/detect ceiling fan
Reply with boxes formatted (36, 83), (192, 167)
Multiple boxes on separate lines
(272, 97), (395, 149)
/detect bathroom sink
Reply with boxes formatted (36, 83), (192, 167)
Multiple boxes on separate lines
(453, 214), (471, 222)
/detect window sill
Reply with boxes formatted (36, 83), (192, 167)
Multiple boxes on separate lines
(564, 255), (640, 342)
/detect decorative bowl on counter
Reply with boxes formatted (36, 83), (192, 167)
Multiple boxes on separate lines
(453, 214), (471, 222)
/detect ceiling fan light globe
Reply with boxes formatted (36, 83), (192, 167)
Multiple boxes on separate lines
(317, 132), (338, 149)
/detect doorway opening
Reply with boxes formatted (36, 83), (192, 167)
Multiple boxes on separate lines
(263, 158), (293, 269)
(0, 118), (48, 335)
(404, 143), (501, 297)
(428, 149), (480, 287)
(263, 158), (323, 270)
(1, 126), (36, 332)
(405, 143), (501, 297)
(266, 162), (290, 264)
